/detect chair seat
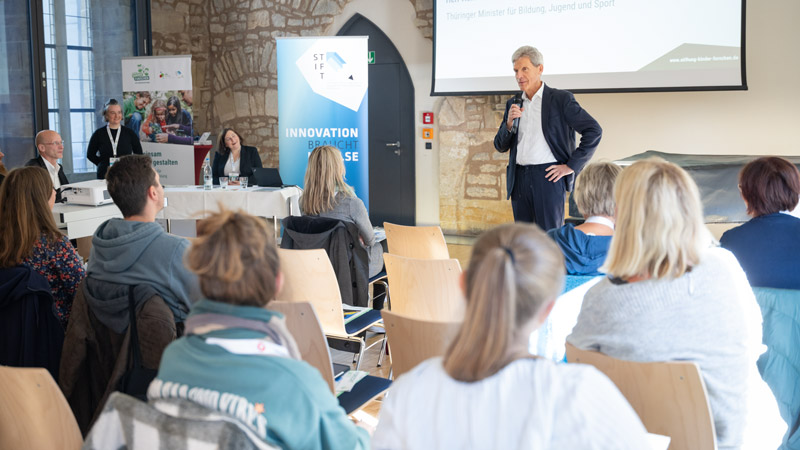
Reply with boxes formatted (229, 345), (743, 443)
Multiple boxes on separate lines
(344, 309), (382, 335)
(338, 375), (392, 415)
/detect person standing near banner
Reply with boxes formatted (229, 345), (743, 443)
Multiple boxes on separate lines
(494, 46), (602, 231)
(87, 99), (143, 179)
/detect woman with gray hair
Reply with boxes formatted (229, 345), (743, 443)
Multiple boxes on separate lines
(547, 161), (621, 275)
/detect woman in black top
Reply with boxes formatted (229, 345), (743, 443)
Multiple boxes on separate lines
(212, 128), (262, 185)
(86, 99), (143, 179)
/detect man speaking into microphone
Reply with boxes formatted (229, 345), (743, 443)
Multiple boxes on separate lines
(494, 46), (602, 231)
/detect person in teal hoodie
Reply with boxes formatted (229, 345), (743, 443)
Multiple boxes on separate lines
(87, 155), (199, 325)
(148, 209), (369, 450)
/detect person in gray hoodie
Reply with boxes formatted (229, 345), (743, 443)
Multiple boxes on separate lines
(86, 155), (199, 327)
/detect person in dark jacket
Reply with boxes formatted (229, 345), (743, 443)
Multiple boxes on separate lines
(26, 130), (70, 201)
(494, 46), (602, 231)
(212, 128), (262, 185)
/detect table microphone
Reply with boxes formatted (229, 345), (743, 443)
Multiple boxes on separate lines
(511, 92), (523, 134)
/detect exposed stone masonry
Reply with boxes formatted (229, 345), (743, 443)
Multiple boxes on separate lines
(150, 0), (510, 233)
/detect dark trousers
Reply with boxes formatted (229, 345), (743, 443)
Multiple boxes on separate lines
(511, 164), (566, 231)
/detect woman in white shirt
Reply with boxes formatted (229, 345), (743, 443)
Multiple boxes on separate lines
(372, 223), (649, 450)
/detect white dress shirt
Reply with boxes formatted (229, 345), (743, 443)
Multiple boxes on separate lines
(372, 357), (649, 450)
(223, 152), (240, 176)
(42, 157), (61, 189)
(516, 82), (557, 166)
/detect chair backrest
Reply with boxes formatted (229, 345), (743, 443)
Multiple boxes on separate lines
(276, 248), (347, 336)
(269, 301), (336, 393)
(565, 343), (716, 450)
(381, 310), (462, 378)
(383, 253), (465, 321)
(0, 366), (82, 449)
(383, 222), (449, 259)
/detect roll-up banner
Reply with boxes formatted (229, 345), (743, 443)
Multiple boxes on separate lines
(277, 37), (370, 208)
(121, 55), (194, 184)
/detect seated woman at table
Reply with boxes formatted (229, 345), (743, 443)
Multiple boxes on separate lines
(212, 128), (262, 185)
(145, 209), (369, 449)
(567, 157), (760, 450)
(301, 145), (383, 278)
(547, 161), (622, 276)
(372, 223), (649, 449)
(0, 166), (85, 328)
(720, 156), (800, 289)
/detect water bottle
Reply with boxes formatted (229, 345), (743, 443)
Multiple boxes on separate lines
(202, 158), (212, 190)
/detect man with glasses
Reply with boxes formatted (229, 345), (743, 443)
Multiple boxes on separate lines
(27, 130), (70, 201)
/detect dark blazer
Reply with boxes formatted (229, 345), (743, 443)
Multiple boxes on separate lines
(26, 156), (70, 201)
(494, 84), (602, 198)
(211, 145), (263, 185)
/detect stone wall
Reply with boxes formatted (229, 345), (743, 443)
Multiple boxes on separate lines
(150, 0), (353, 168)
(150, 0), (509, 233)
(438, 96), (513, 234)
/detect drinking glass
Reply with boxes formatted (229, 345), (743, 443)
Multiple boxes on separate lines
(219, 177), (229, 189)
(239, 177), (248, 189)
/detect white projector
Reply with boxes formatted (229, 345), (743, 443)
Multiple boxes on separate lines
(62, 179), (114, 206)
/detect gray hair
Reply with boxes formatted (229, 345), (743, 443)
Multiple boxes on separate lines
(574, 162), (623, 218)
(512, 46), (543, 66)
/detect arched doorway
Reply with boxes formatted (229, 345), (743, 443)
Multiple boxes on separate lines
(338, 14), (416, 226)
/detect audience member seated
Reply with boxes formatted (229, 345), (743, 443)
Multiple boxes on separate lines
(720, 156), (800, 289)
(147, 209), (369, 449)
(0, 166), (84, 327)
(87, 99), (143, 179)
(547, 161), (621, 275)
(212, 128), (262, 185)
(26, 130), (70, 202)
(567, 157), (760, 450)
(86, 155), (199, 326)
(372, 223), (649, 449)
(301, 145), (383, 278)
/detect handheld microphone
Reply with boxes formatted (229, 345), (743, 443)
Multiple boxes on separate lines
(510, 92), (523, 134)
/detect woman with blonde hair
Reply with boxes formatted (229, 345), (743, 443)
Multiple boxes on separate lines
(147, 209), (369, 449)
(301, 145), (382, 277)
(568, 157), (759, 449)
(547, 161), (622, 275)
(0, 166), (85, 327)
(372, 223), (648, 449)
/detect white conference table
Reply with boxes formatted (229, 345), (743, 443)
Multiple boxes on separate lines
(54, 185), (302, 239)
(158, 185), (303, 235)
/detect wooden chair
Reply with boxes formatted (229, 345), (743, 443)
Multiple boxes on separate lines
(269, 301), (391, 414)
(383, 253), (465, 321)
(381, 310), (462, 378)
(565, 343), (717, 450)
(383, 222), (449, 259)
(277, 248), (384, 371)
(0, 366), (82, 449)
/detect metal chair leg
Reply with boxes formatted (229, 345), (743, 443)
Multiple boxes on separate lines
(355, 339), (364, 371)
(377, 336), (387, 367)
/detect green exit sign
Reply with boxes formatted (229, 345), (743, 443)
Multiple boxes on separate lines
(368, 51), (375, 64)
